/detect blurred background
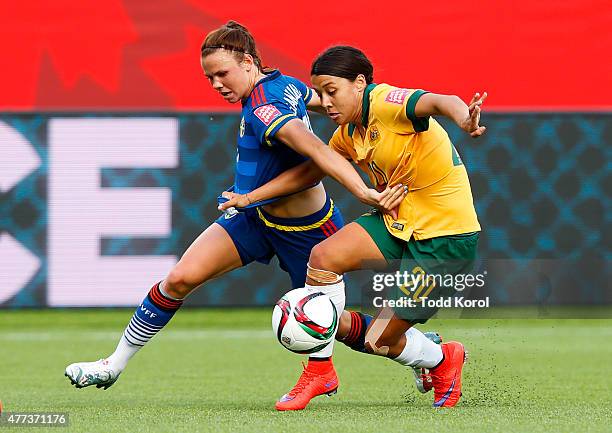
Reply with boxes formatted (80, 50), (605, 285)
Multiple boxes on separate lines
(0, 0), (610, 308)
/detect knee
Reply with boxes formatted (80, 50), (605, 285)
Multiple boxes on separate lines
(309, 242), (340, 273)
(164, 266), (199, 299)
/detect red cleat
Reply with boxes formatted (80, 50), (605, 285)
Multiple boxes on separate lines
(414, 367), (434, 393)
(430, 341), (467, 407)
(275, 360), (339, 411)
(413, 331), (443, 393)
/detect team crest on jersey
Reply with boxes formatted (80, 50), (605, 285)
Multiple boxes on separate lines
(239, 117), (245, 137)
(369, 126), (380, 143)
(254, 104), (282, 126)
(385, 89), (410, 105)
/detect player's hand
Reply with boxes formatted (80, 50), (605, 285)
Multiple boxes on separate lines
(362, 184), (408, 220)
(461, 91), (487, 137)
(218, 191), (252, 211)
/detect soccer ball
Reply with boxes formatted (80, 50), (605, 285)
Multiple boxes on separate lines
(272, 288), (338, 354)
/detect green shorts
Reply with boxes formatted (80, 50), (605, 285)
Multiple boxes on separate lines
(356, 210), (479, 324)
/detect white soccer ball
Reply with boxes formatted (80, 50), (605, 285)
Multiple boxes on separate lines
(272, 287), (338, 354)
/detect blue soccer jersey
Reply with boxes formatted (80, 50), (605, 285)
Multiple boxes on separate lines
(233, 70), (314, 196)
(216, 70), (345, 288)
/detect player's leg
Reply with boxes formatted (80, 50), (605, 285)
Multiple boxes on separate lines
(364, 232), (480, 406)
(362, 307), (466, 407)
(272, 217), (391, 410)
(105, 222), (244, 369)
(259, 202), (383, 355)
(307, 222), (442, 361)
(260, 197), (357, 357)
(307, 210), (392, 353)
(260, 202), (345, 352)
(259, 199), (350, 410)
(306, 213), (448, 392)
(65, 214), (264, 389)
(363, 308), (442, 364)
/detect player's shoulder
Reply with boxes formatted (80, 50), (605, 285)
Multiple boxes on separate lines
(256, 71), (304, 103)
(370, 83), (430, 132)
(371, 83), (415, 109)
(243, 70), (303, 113)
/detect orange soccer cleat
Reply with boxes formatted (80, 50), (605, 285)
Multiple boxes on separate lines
(430, 341), (467, 408)
(275, 359), (339, 411)
(414, 367), (434, 393)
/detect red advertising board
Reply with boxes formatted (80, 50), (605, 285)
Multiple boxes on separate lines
(2, 0), (610, 110)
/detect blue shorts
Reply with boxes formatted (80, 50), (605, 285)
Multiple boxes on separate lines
(215, 196), (344, 288)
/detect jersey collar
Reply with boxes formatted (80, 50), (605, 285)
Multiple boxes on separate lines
(242, 70), (281, 106)
(348, 83), (377, 137)
(257, 69), (281, 84)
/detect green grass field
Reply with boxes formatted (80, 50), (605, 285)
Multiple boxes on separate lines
(1, 309), (611, 433)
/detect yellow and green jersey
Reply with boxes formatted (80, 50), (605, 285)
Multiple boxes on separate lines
(329, 83), (480, 241)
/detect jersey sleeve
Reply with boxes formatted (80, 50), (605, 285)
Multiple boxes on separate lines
(250, 100), (300, 146)
(285, 76), (314, 104)
(375, 87), (430, 134)
(328, 127), (352, 160)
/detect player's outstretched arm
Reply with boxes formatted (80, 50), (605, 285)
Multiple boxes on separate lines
(220, 120), (407, 216)
(415, 91), (488, 137)
(218, 160), (325, 210)
(275, 119), (407, 217)
(220, 120), (407, 217)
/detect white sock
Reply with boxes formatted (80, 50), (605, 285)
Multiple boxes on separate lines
(106, 336), (139, 371)
(393, 327), (443, 368)
(305, 281), (346, 358)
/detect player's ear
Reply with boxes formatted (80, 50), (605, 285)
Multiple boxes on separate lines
(241, 53), (255, 71)
(354, 74), (367, 92)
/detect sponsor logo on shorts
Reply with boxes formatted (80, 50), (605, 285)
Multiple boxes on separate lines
(391, 222), (405, 231)
(254, 104), (282, 126)
(385, 89), (410, 105)
(223, 208), (238, 219)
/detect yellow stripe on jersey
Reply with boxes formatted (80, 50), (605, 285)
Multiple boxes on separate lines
(264, 114), (294, 146)
(256, 200), (335, 231)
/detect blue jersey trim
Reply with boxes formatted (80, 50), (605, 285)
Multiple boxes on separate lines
(303, 87), (313, 105)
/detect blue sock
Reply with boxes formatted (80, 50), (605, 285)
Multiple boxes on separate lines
(123, 282), (183, 347)
(338, 311), (372, 353)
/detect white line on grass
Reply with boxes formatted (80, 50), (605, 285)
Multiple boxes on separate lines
(0, 329), (272, 341)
